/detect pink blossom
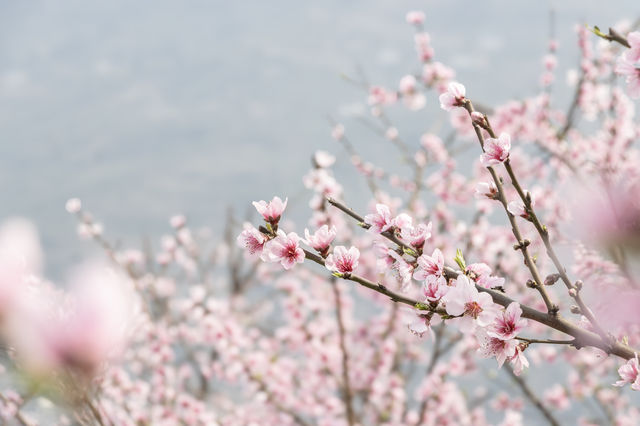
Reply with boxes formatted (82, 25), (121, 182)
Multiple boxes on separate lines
(331, 123), (345, 140)
(401, 222), (432, 249)
(615, 56), (640, 99)
(313, 150), (336, 168)
(0, 219), (42, 320)
(170, 214), (186, 229)
(614, 354), (640, 390)
(423, 275), (449, 302)
(487, 302), (527, 340)
(477, 329), (517, 367)
(422, 62), (455, 88)
(407, 312), (432, 338)
(465, 262), (491, 279)
(405, 11), (425, 25)
(304, 225), (336, 255)
(544, 385), (570, 411)
(443, 275), (495, 333)
(466, 262), (505, 289)
(480, 133), (511, 166)
(398, 75), (426, 110)
(253, 196), (288, 225)
(237, 223), (267, 258)
(414, 33), (434, 62)
(9, 263), (132, 379)
(385, 127), (399, 140)
(266, 230), (305, 270)
(470, 111), (485, 126)
(325, 246), (359, 275)
(439, 82), (466, 111)
(387, 249), (413, 290)
(364, 204), (393, 233)
(477, 274), (505, 289)
(413, 248), (445, 283)
(510, 345), (530, 376)
(624, 31), (640, 62)
(368, 86), (397, 105)
(474, 182), (498, 200)
(65, 198), (82, 214)
(392, 213), (413, 232)
(507, 200), (528, 219)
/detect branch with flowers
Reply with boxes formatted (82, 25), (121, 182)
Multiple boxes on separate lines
(238, 11), (640, 413)
(2, 8), (640, 426)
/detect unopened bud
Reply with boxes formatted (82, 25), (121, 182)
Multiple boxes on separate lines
(569, 288), (577, 297)
(570, 305), (581, 314)
(471, 111), (486, 127)
(544, 273), (561, 286)
(526, 279), (537, 288)
(575, 280), (583, 290)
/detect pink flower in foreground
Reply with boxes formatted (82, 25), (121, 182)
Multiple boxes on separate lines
(439, 82), (466, 111)
(477, 329), (517, 368)
(413, 248), (445, 284)
(480, 133), (511, 166)
(304, 225), (337, 255)
(487, 302), (528, 341)
(237, 224), (267, 258)
(614, 354), (640, 390)
(443, 275), (495, 333)
(266, 231), (304, 270)
(364, 204), (393, 233)
(253, 196), (288, 225)
(615, 55), (640, 99)
(325, 246), (359, 275)
(9, 264), (132, 379)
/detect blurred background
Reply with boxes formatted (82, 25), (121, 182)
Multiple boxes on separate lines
(0, 0), (637, 278)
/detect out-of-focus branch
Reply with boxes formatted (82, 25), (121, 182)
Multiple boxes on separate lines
(331, 279), (356, 426)
(505, 364), (560, 426)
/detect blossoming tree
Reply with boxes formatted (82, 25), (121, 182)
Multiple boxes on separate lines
(236, 11), (640, 425)
(1, 9), (640, 426)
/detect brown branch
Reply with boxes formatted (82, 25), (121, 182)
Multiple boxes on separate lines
(303, 249), (433, 311)
(331, 279), (356, 426)
(462, 102), (556, 314)
(319, 198), (640, 360)
(326, 197), (416, 257)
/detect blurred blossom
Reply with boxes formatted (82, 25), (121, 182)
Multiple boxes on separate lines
(569, 179), (640, 251)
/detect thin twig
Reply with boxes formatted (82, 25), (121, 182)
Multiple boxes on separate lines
(505, 364), (560, 426)
(331, 279), (356, 426)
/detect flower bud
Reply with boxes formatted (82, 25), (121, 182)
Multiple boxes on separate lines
(544, 273), (561, 286)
